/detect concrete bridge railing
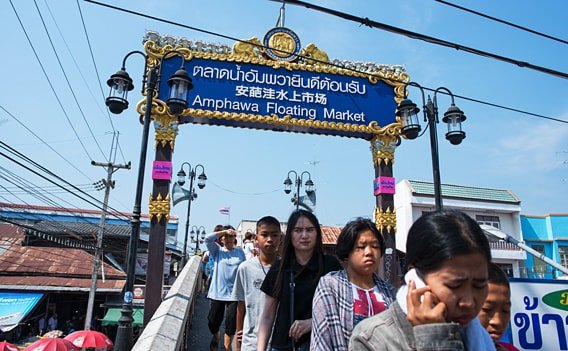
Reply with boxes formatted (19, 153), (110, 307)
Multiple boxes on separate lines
(132, 255), (201, 351)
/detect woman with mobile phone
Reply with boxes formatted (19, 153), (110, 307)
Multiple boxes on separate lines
(350, 210), (496, 351)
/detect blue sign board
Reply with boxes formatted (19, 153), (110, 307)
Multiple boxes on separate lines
(158, 55), (401, 139)
(0, 292), (43, 332)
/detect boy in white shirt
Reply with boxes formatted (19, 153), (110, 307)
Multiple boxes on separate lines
(232, 216), (281, 351)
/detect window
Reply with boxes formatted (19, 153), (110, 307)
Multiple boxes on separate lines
(496, 263), (513, 277)
(476, 215), (501, 229)
(559, 246), (568, 269)
(532, 245), (546, 273)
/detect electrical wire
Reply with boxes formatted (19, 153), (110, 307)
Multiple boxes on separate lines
(43, 0), (128, 166)
(274, 0), (568, 80)
(0, 105), (94, 180)
(74, 0), (128, 166)
(0, 183), (95, 194)
(32, 0), (107, 161)
(81, 0), (567, 124)
(0, 141), (132, 223)
(42, 0), (124, 164)
(207, 180), (281, 196)
(433, 0), (568, 45)
(73, 0), (118, 133)
(0, 177), (129, 253)
(0, 140), (148, 255)
(8, 0), (95, 162)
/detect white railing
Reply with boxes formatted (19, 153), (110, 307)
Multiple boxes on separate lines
(132, 255), (201, 351)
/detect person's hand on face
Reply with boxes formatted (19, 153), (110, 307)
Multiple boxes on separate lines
(222, 229), (236, 248)
(406, 279), (448, 326)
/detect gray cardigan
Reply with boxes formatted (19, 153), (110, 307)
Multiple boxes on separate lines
(349, 301), (466, 350)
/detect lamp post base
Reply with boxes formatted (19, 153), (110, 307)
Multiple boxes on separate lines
(114, 303), (134, 351)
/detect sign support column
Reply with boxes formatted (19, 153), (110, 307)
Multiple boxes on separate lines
(371, 135), (399, 287)
(145, 114), (178, 325)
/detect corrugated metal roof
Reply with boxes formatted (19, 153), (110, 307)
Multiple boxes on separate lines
(0, 224), (125, 291)
(321, 226), (341, 245)
(408, 180), (520, 204)
(29, 220), (131, 237)
(0, 202), (178, 220)
(0, 276), (124, 292)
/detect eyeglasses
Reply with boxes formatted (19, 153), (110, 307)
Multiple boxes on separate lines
(292, 227), (317, 234)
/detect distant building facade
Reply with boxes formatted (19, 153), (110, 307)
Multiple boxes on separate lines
(394, 179), (526, 277)
(0, 202), (181, 279)
(521, 213), (568, 279)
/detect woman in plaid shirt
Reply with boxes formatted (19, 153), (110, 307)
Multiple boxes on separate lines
(311, 218), (396, 350)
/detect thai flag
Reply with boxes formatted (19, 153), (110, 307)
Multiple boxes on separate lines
(219, 207), (230, 215)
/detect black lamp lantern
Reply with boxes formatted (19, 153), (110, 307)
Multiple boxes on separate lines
(305, 178), (314, 193)
(442, 104), (467, 145)
(106, 69), (134, 114)
(197, 172), (207, 189)
(166, 67), (193, 115)
(283, 177), (292, 194)
(177, 169), (187, 186)
(396, 98), (421, 140)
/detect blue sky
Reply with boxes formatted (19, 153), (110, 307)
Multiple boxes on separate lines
(1, 1), (567, 249)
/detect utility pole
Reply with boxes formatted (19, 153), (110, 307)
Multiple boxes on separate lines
(85, 160), (130, 330)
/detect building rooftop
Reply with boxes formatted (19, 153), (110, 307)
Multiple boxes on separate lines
(408, 180), (520, 204)
(0, 224), (125, 292)
(321, 226), (341, 245)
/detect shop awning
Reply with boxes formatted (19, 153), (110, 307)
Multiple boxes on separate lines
(0, 292), (43, 332)
(101, 307), (144, 327)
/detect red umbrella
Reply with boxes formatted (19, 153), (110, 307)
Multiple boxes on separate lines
(24, 338), (78, 351)
(64, 330), (113, 350)
(0, 341), (19, 351)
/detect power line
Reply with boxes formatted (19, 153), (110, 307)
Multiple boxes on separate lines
(0, 104), (94, 180)
(0, 141), (132, 223)
(74, 0), (129, 166)
(8, 0), (94, 161)
(32, 0), (107, 160)
(208, 180), (280, 196)
(43, 0), (128, 166)
(42, 0), (123, 159)
(73, 0), (119, 132)
(0, 170), (130, 246)
(81, 0), (567, 124)
(276, 0), (568, 80)
(433, 0), (568, 45)
(9, 1), (97, 163)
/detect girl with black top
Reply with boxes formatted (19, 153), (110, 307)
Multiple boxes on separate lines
(257, 210), (342, 351)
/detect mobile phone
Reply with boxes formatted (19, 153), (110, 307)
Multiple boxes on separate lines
(405, 268), (426, 289)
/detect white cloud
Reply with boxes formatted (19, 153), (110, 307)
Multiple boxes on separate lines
(490, 117), (568, 173)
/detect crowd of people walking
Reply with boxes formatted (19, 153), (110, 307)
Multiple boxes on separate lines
(199, 209), (519, 351)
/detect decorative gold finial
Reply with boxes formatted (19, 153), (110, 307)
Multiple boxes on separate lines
(154, 115), (179, 150)
(374, 206), (397, 233)
(371, 135), (399, 166)
(149, 193), (171, 222)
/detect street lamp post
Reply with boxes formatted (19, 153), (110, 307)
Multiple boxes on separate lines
(176, 163), (206, 267)
(190, 225), (207, 254)
(283, 170), (315, 211)
(396, 82), (467, 211)
(105, 50), (192, 351)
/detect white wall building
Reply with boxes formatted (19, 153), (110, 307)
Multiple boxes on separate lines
(394, 179), (526, 277)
